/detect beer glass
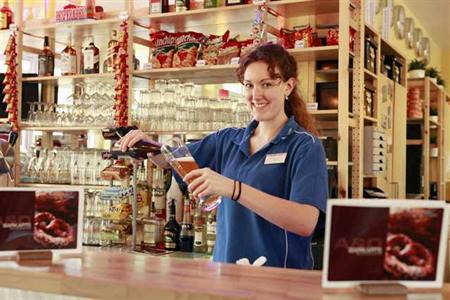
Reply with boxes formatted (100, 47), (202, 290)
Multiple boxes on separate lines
(161, 137), (222, 211)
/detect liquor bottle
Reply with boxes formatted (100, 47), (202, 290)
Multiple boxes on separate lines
(0, 0), (13, 30)
(136, 162), (150, 218)
(82, 36), (99, 74)
(152, 168), (166, 221)
(103, 30), (118, 73)
(133, 50), (140, 70)
(179, 197), (194, 252)
(193, 205), (207, 253)
(61, 33), (77, 76)
(164, 199), (180, 250)
(38, 36), (55, 76)
(142, 201), (164, 249)
(166, 176), (183, 223)
(176, 0), (189, 12)
(150, 0), (169, 13)
(206, 210), (216, 254)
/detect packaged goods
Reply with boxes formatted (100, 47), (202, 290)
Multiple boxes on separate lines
(217, 39), (240, 65)
(173, 31), (205, 67)
(239, 39), (256, 58)
(201, 30), (230, 65)
(150, 31), (177, 69)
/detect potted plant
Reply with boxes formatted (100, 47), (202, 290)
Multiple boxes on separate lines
(425, 67), (439, 83)
(436, 75), (446, 89)
(408, 59), (426, 78)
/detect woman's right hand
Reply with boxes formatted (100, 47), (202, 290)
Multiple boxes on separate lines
(118, 129), (152, 152)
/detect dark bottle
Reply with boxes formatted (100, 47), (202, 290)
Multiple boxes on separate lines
(179, 197), (194, 252)
(164, 199), (180, 250)
(38, 36), (55, 76)
(103, 30), (118, 73)
(82, 36), (100, 74)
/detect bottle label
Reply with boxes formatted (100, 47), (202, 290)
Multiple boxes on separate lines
(151, 1), (162, 13)
(0, 12), (6, 29)
(61, 53), (77, 74)
(194, 231), (204, 246)
(153, 188), (166, 210)
(164, 230), (177, 249)
(84, 49), (95, 69)
(143, 223), (157, 244)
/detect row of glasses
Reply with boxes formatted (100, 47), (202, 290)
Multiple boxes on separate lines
(21, 147), (110, 185)
(131, 80), (251, 132)
(25, 82), (116, 127)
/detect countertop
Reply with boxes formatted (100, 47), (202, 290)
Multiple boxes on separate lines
(0, 247), (448, 300)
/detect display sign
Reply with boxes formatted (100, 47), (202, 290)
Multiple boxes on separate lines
(0, 187), (83, 256)
(322, 199), (449, 288)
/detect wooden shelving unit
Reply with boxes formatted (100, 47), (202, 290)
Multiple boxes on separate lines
(406, 77), (447, 200)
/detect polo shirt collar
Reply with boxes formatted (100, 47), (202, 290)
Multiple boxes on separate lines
(232, 116), (300, 151)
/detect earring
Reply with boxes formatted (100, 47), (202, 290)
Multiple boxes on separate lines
(285, 95), (289, 101)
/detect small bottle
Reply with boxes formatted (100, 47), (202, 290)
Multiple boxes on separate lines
(206, 210), (216, 254)
(164, 199), (180, 250)
(136, 162), (150, 218)
(82, 36), (99, 74)
(168, 0), (176, 12)
(85, 0), (96, 18)
(166, 176), (183, 223)
(61, 33), (77, 76)
(103, 30), (118, 73)
(193, 205), (207, 253)
(179, 196), (194, 252)
(38, 36), (55, 76)
(142, 201), (164, 249)
(176, 0), (189, 11)
(150, 0), (168, 13)
(0, 0), (13, 30)
(133, 50), (140, 70)
(152, 168), (166, 221)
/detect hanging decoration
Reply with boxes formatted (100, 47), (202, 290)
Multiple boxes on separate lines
(2, 31), (18, 132)
(114, 18), (129, 127)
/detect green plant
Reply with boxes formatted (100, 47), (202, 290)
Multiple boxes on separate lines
(408, 59), (426, 71)
(436, 75), (446, 87)
(425, 67), (439, 78)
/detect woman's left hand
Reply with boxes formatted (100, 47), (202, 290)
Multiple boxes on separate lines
(183, 168), (234, 199)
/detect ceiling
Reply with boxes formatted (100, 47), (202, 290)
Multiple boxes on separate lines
(402, 0), (450, 50)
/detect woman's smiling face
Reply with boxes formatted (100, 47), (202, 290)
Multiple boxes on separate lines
(243, 61), (293, 123)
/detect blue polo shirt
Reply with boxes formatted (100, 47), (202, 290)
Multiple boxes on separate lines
(186, 116), (328, 269)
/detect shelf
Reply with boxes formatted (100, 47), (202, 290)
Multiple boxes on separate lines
(132, 46), (338, 83)
(22, 16), (123, 49)
(20, 124), (107, 132)
(21, 73), (115, 84)
(380, 38), (406, 65)
(407, 117), (424, 123)
(364, 69), (377, 80)
(364, 23), (379, 37)
(408, 77), (442, 92)
(429, 119), (441, 127)
(326, 161), (353, 167)
(363, 116), (378, 123)
(407, 139), (423, 145)
(309, 109), (338, 115)
(133, 0), (339, 31)
(17, 183), (109, 190)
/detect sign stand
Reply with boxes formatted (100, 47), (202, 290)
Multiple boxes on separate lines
(17, 251), (53, 263)
(357, 283), (408, 295)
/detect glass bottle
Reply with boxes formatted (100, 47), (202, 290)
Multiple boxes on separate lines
(166, 176), (183, 223)
(61, 33), (77, 76)
(179, 196), (194, 252)
(38, 36), (55, 76)
(103, 30), (118, 73)
(150, 0), (168, 13)
(0, 0), (13, 30)
(133, 50), (140, 70)
(193, 205), (207, 253)
(82, 36), (99, 74)
(142, 201), (164, 249)
(152, 167), (167, 221)
(176, 0), (189, 12)
(136, 162), (150, 218)
(206, 209), (216, 254)
(164, 199), (180, 250)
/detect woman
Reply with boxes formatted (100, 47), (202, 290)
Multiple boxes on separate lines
(120, 43), (328, 269)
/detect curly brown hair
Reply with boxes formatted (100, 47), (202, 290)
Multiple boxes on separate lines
(236, 42), (318, 135)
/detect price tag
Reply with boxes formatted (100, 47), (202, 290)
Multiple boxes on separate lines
(196, 60), (206, 67)
(294, 40), (305, 49)
(306, 102), (318, 111)
(230, 57), (240, 65)
(142, 63), (153, 70)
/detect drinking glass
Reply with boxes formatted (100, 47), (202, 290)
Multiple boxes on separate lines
(161, 137), (222, 211)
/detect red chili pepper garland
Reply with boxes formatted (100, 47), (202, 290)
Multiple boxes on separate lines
(114, 20), (129, 127)
(2, 32), (18, 132)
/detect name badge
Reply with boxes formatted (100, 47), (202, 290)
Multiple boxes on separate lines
(264, 153), (287, 165)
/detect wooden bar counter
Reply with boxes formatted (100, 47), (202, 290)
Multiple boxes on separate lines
(0, 248), (448, 300)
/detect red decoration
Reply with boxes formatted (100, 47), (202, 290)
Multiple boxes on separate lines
(114, 20), (129, 127)
(2, 32), (18, 132)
